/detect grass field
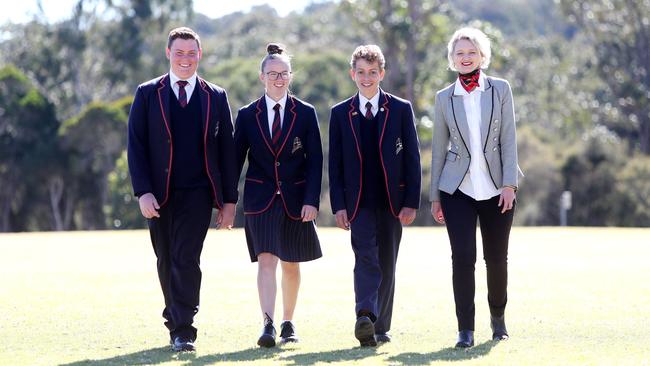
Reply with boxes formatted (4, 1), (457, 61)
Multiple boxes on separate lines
(1, 227), (649, 365)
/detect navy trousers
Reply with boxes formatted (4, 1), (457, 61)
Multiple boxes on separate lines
(148, 187), (213, 341)
(350, 207), (402, 334)
(440, 190), (514, 331)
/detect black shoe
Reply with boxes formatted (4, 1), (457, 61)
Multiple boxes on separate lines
(257, 314), (276, 348)
(491, 315), (509, 340)
(455, 330), (474, 348)
(375, 333), (391, 343)
(171, 337), (196, 352)
(355, 316), (377, 347)
(280, 321), (299, 343)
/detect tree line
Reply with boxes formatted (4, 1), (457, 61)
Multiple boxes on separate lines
(1, 0), (648, 232)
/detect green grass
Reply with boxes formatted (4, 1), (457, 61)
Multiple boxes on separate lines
(1, 227), (649, 365)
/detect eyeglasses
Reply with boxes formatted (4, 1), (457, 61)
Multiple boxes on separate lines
(266, 71), (291, 80)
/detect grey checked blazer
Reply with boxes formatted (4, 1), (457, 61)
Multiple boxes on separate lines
(429, 75), (523, 201)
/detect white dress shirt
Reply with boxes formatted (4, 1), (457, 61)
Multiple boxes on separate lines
(454, 72), (501, 201)
(265, 93), (288, 135)
(169, 70), (197, 104)
(359, 91), (380, 118)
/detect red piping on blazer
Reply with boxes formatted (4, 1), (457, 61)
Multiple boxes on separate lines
(377, 92), (399, 218)
(199, 78), (221, 209)
(276, 96), (301, 221)
(346, 94), (364, 222)
(156, 76), (174, 207)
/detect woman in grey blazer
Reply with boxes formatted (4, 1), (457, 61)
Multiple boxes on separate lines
(429, 27), (522, 348)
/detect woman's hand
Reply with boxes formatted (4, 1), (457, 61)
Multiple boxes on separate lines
(301, 205), (318, 222)
(498, 187), (516, 214)
(431, 201), (445, 224)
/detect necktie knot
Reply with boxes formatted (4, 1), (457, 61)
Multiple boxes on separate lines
(273, 103), (281, 112)
(177, 80), (188, 88)
(364, 101), (373, 119)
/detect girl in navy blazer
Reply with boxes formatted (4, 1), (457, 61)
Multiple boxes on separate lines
(234, 43), (323, 348)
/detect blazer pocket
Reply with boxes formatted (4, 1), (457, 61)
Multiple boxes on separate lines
(245, 177), (263, 184)
(294, 180), (306, 185)
(445, 151), (458, 162)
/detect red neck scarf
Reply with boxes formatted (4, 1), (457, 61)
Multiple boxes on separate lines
(459, 69), (480, 93)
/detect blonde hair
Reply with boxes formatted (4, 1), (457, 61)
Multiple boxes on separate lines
(447, 27), (491, 71)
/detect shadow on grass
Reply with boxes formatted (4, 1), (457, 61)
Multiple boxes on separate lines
(59, 346), (187, 366)
(386, 340), (498, 365)
(278, 346), (383, 365)
(59, 345), (287, 366)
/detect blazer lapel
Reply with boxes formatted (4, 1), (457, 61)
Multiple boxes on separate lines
(254, 96), (275, 156)
(277, 96), (297, 155)
(197, 77), (210, 136)
(451, 93), (471, 149)
(378, 89), (390, 145)
(156, 74), (172, 135)
(348, 94), (362, 152)
(480, 77), (494, 148)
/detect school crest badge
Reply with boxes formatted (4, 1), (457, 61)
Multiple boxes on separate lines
(292, 137), (303, 154)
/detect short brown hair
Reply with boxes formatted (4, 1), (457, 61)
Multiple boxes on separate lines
(167, 27), (201, 49)
(350, 45), (385, 70)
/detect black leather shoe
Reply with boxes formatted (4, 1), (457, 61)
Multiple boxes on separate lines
(375, 333), (391, 343)
(491, 315), (509, 340)
(455, 330), (474, 348)
(355, 316), (377, 347)
(257, 319), (276, 348)
(171, 337), (196, 352)
(280, 321), (299, 343)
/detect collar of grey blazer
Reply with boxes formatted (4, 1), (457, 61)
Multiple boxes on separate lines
(448, 76), (495, 152)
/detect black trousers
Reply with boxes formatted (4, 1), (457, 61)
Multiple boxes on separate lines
(148, 187), (213, 341)
(350, 207), (402, 334)
(440, 190), (514, 331)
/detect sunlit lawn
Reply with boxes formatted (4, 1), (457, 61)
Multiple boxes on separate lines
(1, 227), (649, 365)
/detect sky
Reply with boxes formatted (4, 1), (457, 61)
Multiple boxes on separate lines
(1, 0), (327, 24)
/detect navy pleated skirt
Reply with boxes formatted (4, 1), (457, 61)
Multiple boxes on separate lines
(244, 197), (322, 263)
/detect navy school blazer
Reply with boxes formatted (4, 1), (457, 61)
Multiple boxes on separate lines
(328, 89), (421, 222)
(127, 74), (238, 209)
(234, 95), (323, 220)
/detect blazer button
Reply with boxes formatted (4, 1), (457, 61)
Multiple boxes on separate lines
(493, 137), (498, 142)
(167, 139), (171, 144)
(275, 162), (280, 167)
(278, 181), (282, 186)
(494, 119), (499, 124)
(451, 128), (456, 132)
(493, 147), (498, 151)
(493, 128), (498, 132)
(164, 168), (169, 173)
(454, 145), (459, 150)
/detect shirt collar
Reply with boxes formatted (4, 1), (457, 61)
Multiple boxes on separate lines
(453, 70), (486, 96)
(265, 93), (288, 111)
(169, 70), (197, 89)
(358, 91), (380, 111)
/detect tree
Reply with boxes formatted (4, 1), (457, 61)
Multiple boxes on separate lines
(0, 65), (60, 231)
(559, 0), (650, 154)
(59, 102), (127, 229)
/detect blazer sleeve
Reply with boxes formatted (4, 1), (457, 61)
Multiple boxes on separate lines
(429, 91), (450, 202)
(402, 101), (421, 209)
(217, 90), (238, 204)
(127, 86), (152, 197)
(328, 108), (346, 214)
(233, 108), (249, 184)
(303, 107), (323, 209)
(499, 80), (519, 188)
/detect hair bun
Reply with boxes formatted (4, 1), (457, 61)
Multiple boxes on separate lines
(267, 43), (285, 55)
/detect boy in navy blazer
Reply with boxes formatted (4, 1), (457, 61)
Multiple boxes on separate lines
(127, 27), (237, 352)
(328, 45), (421, 346)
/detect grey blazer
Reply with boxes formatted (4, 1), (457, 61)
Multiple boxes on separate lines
(429, 75), (523, 202)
